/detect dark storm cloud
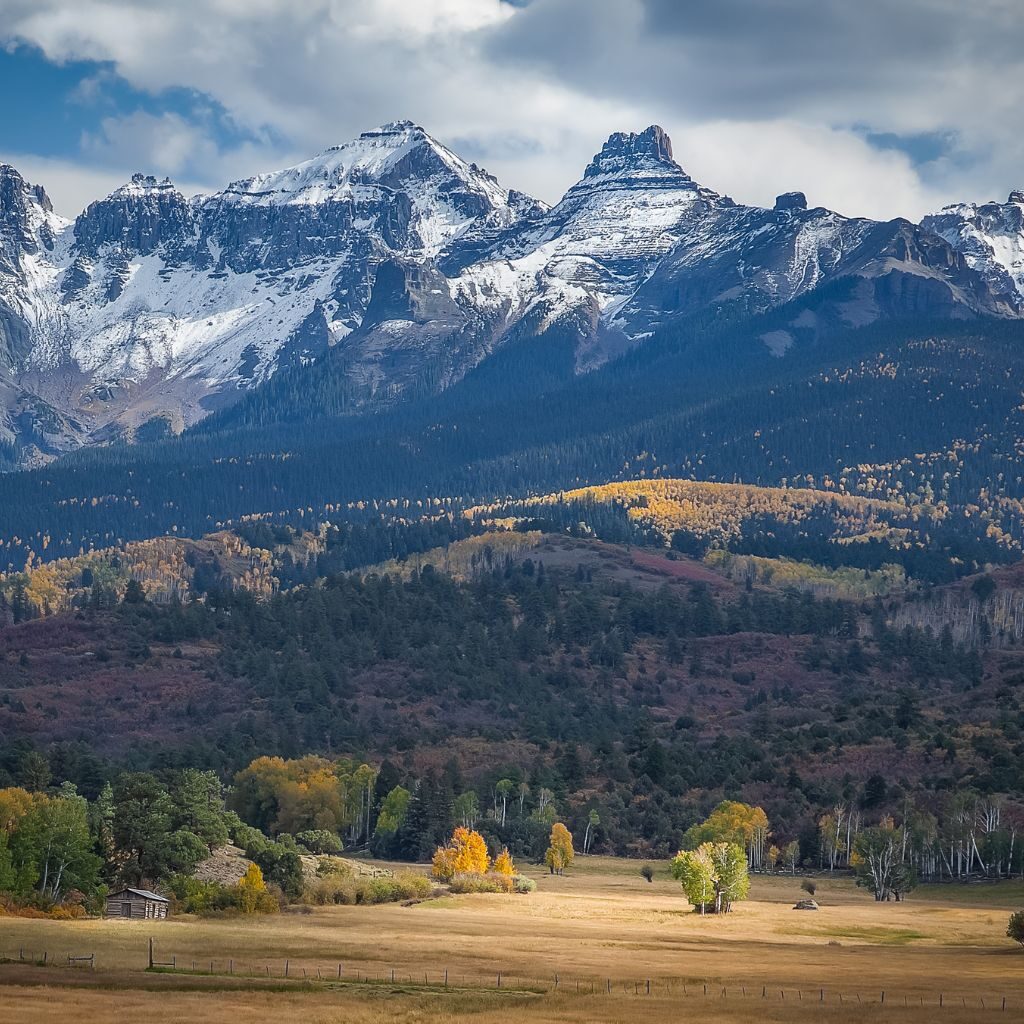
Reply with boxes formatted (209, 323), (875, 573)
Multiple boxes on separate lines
(485, 0), (1023, 135)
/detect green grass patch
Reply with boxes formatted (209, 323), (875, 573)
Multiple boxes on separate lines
(797, 925), (929, 946)
(916, 881), (1024, 906)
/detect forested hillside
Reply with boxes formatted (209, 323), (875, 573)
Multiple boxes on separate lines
(2, 538), (1021, 859)
(4, 313), (1024, 574)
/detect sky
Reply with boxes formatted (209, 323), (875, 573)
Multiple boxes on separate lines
(1, 0), (1021, 220)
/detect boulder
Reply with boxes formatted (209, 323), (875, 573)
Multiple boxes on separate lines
(793, 898), (819, 910)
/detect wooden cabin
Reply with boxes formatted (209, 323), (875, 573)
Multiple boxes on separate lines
(105, 887), (170, 920)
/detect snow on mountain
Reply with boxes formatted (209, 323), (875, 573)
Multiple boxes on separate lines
(0, 122), (1020, 467)
(922, 192), (1024, 300)
(452, 127), (721, 321)
(447, 127), (1015, 371)
(2, 123), (533, 458)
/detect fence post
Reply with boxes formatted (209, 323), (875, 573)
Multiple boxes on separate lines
(940, 993), (943, 1008)
(338, 963), (343, 979)
(646, 979), (650, 996)
(285, 960), (289, 978)
(444, 969), (448, 988)
(881, 991), (885, 1005)
(148, 938), (154, 970)
(497, 972), (501, 988)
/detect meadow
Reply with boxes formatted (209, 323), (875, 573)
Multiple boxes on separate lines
(2, 857), (1023, 1023)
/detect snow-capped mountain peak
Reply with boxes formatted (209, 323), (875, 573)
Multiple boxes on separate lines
(447, 126), (728, 360)
(582, 124), (681, 179)
(215, 120), (514, 258)
(567, 124), (719, 202)
(1, 120), (1021, 468)
(109, 173), (181, 199)
(922, 191), (1024, 299)
(0, 164), (64, 270)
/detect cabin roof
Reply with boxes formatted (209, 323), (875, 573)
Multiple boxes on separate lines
(108, 887), (169, 902)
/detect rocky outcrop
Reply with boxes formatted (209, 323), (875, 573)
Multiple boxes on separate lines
(73, 174), (195, 258)
(775, 191), (808, 212)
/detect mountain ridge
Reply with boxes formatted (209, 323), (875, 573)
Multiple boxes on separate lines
(1, 121), (1023, 469)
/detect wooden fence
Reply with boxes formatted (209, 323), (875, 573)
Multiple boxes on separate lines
(0, 940), (1017, 1013)
(139, 948), (1016, 1012)
(0, 947), (94, 969)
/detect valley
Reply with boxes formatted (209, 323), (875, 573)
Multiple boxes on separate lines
(4, 5), (1024, 1023)
(2, 860), (1023, 1024)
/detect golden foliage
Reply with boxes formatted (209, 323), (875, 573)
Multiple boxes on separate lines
(231, 756), (376, 838)
(369, 532), (544, 581)
(493, 848), (516, 878)
(0, 527), (332, 618)
(0, 788), (35, 833)
(431, 827), (491, 881)
(431, 846), (458, 883)
(706, 550), (906, 599)
(545, 822), (574, 875)
(468, 479), (931, 548)
(235, 863), (277, 914)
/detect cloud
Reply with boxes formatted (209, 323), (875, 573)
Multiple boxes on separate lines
(484, 0), (1024, 208)
(0, 151), (204, 218)
(77, 110), (300, 196)
(2, 0), (1023, 218)
(677, 121), (950, 222)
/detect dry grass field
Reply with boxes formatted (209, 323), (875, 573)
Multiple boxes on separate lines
(2, 857), (1023, 1023)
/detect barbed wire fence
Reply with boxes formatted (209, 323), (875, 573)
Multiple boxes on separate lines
(0, 940), (1018, 1013)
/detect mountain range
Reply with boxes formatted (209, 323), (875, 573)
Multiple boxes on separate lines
(3, 119), (1024, 468)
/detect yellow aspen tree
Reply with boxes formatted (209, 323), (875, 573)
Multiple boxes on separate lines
(431, 845), (458, 882)
(432, 827), (490, 880)
(545, 822), (574, 875)
(493, 847), (515, 877)
(451, 827), (490, 874)
(236, 862), (267, 914)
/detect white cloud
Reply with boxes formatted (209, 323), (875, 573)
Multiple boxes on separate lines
(2, 0), (1023, 218)
(0, 151), (203, 217)
(677, 121), (951, 221)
